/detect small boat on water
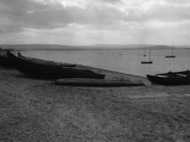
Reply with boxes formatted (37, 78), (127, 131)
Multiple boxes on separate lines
(165, 47), (176, 58)
(141, 61), (153, 64)
(55, 78), (144, 87)
(7, 52), (105, 80)
(141, 49), (153, 64)
(165, 55), (176, 58)
(147, 70), (190, 85)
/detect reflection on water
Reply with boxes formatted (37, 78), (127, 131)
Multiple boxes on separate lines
(22, 48), (190, 76)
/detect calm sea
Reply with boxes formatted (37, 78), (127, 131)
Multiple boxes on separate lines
(22, 48), (190, 76)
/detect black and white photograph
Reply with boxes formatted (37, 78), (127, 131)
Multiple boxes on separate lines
(0, 0), (190, 141)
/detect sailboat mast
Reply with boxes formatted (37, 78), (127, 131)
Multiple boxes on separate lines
(148, 49), (151, 61)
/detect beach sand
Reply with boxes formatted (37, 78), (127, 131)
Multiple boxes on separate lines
(0, 67), (190, 142)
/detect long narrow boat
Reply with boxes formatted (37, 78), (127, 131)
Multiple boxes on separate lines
(55, 78), (144, 87)
(7, 52), (105, 80)
(147, 71), (190, 85)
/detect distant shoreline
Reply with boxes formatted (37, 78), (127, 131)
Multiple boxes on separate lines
(0, 44), (190, 51)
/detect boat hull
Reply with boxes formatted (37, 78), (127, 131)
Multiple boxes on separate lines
(147, 74), (190, 85)
(7, 52), (105, 80)
(0, 50), (18, 68)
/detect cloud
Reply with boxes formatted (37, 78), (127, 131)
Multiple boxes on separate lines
(1, 0), (190, 29)
(0, 0), (128, 30)
(0, 0), (190, 45)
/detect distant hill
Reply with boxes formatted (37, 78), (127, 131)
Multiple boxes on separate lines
(0, 44), (189, 51)
(0, 44), (83, 51)
(94, 44), (176, 49)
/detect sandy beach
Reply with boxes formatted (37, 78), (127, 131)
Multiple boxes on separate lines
(0, 67), (190, 142)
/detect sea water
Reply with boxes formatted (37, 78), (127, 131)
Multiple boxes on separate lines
(22, 48), (190, 77)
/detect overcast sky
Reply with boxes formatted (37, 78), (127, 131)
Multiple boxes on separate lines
(0, 0), (190, 45)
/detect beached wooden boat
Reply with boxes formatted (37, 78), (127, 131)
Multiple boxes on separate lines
(0, 49), (17, 68)
(147, 70), (190, 85)
(55, 78), (144, 87)
(7, 52), (105, 80)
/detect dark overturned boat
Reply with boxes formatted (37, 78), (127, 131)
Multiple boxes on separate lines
(7, 52), (105, 80)
(147, 70), (190, 85)
(0, 49), (17, 68)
